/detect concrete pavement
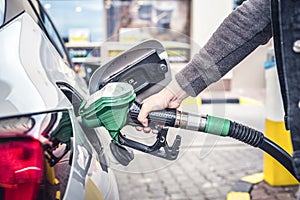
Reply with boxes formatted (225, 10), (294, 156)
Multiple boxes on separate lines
(114, 141), (263, 200)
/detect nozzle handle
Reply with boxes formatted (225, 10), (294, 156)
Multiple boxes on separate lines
(127, 102), (177, 128)
(118, 128), (180, 160)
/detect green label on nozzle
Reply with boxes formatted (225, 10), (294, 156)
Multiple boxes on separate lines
(205, 115), (230, 136)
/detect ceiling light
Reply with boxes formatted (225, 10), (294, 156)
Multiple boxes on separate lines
(44, 3), (51, 9)
(75, 6), (82, 12)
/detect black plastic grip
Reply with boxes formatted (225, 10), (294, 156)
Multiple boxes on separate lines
(127, 102), (176, 128)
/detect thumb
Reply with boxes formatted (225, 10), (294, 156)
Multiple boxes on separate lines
(137, 103), (152, 127)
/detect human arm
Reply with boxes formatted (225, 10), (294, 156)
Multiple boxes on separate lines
(138, 0), (272, 127)
(176, 0), (272, 96)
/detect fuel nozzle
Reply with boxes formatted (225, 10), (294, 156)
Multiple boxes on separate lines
(79, 82), (136, 142)
(78, 82), (228, 164)
(79, 82), (183, 164)
(78, 83), (297, 179)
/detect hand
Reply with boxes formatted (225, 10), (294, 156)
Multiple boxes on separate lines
(137, 80), (189, 132)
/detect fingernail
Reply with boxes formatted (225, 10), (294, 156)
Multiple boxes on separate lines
(136, 126), (143, 131)
(144, 127), (151, 133)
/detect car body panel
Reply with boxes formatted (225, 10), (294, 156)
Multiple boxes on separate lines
(0, 12), (86, 118)
(0, 1), (119, 199)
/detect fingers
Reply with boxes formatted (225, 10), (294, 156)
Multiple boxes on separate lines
(135, 125), (151, 133)
(152, 129), (159, 134)
(138, 95), (162, 127)
(143, 127), (151, 133)
(135, 126), (159, 134)
(137, 91), (167, 127)
(137, 104), (150, 127)
(135, 126), (144, 131)
(135, 81), (189, 135)
(137, 88), (181, 128)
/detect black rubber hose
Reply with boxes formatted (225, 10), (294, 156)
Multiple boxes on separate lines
(228, 121), (299, 181)
(259, 137), (298, 180)
(228, 121), (265, 147)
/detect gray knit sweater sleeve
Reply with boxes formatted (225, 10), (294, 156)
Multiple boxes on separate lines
(175, 0), (272, 97)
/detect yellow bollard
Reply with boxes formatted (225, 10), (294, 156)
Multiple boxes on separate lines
(263, 48), (298, 186)
(264, 119), (298, 185)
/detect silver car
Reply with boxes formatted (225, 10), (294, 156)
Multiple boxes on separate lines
(0, 0), (119, 199)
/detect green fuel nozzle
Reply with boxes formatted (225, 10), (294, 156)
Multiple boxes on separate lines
(78, 82), (136, 142)
(78, 82), (181, 161)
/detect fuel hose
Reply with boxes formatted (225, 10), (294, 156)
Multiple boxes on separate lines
(203, 116), (297, 180)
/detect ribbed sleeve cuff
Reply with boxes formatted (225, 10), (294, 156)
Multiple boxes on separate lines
(175, 63), (209, 97)
(165, 79), (189, 100)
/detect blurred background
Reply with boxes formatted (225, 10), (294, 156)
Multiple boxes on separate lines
(40, 0), (266, 97)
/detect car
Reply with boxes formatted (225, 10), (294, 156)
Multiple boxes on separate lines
(0, 0), (119, 199)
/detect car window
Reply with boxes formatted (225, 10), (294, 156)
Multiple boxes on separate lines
(40, 5), (74, 68)
(41, 10), (67, 59)
(26, 0), (72, 68)
(35, 1), (68, 62)
(0, 0), (5, 26)
(39, 0), (104, 43)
